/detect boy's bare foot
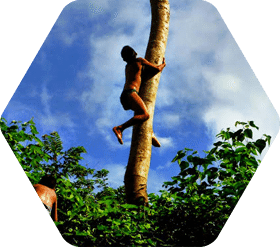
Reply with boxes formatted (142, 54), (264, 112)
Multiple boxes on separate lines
(152, 133), (161, 147)
(113, 127), (123, 145)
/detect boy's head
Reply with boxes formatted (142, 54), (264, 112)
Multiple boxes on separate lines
(39, 175), (56, 189)
(121, 46), (137, 62)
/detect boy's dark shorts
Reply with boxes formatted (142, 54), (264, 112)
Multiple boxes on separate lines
(120, 89), (138, 110)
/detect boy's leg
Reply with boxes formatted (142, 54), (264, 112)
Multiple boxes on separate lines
(113, 127), (161, 147)
(152, 133), (161, 147)
(113, 92), (161, 147)
(122, 92), (150, 128)
(113, 92), (149, 144)
(113, 126), (123, 144)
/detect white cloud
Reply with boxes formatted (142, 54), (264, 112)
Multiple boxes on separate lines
(84, 0), (111, 16)
(104, 163), (126, 188)
(49, 11), (78, 46)
(39, 85), (76, 132)
(108, 0), (150, 30)
(156, 85), (175, 107)
(50, 0), (113, 46)
(207, 73), (241, 95)
(157, 161), (173, 170)
(157, 136), (173, 147)
(40, 85), (53, 115)
(160, 113), (181, 128)
(155, 134), (175, 154)
(40, 113), (75, 130)
(165, 1), (279, 149)
(147, 168), (167, 194)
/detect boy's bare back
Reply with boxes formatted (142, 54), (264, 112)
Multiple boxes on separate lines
(34, 184), (57, 208)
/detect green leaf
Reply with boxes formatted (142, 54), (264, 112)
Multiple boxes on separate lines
(209, 146), (218, 155)
(249, 121), (259, 130)
(208, 167), (218, 173)
(171, 175), (181, 181)
(187, 167), (197, 175)
(147, 239), (157, 246)
(207, 167), (218, 180)
(221, 143), (232, 148)
(233, 129), (244, 141)
(163, 181), (177, 187)
(213, 141), (223, 147)
(179, 161), (189, 170)
(235, 121), (247, 127)
(235, 142), (245, 147)
(216, 130), (231, 140)
(30, 125), (39, 135)
(171, 150), (186, 164)
(264, 134), (271, 145)
(121, 204), (138, 209)
(224, 131), (231, 140)
(255, 139), (266, 154)
(187, 155), (193, 163)
(97, 225), (107, 231)
(244, 129), (253, 139)
(244, 157), (259, 168)
(75, 230), (89, 237)
(235, 147), (247, 153)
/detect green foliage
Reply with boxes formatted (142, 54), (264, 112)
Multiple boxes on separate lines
(158, 120), (270, 245)
(0, 118), (49, 182)
(1, 118), (271, 246)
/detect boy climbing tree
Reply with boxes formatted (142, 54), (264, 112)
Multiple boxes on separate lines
(113, 45), (166, 147)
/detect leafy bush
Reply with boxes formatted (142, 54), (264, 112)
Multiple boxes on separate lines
(152, 121), (271, 246)
(0, 118), (270, 246)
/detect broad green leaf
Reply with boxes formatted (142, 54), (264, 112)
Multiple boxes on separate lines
(213, 141), (223, 147)
(235, 142), (245, 147)
(235, 147), (247, 153)
(255, 139), (266, 153)
(221, 143), (232, 148)
(244, 129), (253, 139)
(179, 161), (189, 170)
(171, 175), (181, 181)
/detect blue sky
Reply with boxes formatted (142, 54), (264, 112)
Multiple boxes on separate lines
(1, 0), (279, 194)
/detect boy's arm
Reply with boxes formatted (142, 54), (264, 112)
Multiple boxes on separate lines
(139, 57), (166, 72)
(51, 197), (58, 222)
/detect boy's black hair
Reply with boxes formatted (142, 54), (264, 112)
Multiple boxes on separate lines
(39, 175), (56, 189)
(121, 46), (137, 62)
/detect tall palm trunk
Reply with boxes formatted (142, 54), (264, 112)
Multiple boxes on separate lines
(124, 0), (170, 205)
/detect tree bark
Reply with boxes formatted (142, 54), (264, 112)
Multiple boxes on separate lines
(124, 0), (170, 205)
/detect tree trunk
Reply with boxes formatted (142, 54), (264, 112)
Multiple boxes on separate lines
(124, 0), (170, 205)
